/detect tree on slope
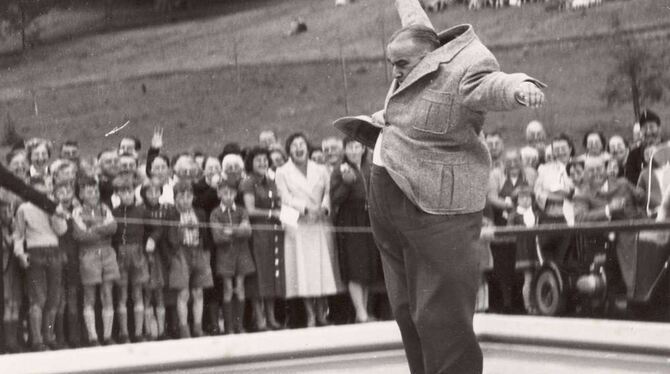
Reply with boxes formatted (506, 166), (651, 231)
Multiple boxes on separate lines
(0, 0), (57, 50)
(601, 32), (670, 121)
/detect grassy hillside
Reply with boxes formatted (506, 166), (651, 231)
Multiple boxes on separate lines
(0, 0), (669, 156)
(2, 36), (668, 156)
(1, 0), (668, 96)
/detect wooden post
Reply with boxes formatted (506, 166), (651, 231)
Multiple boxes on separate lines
(20, 1), (26, 51)
(380, 10), (389, 84)
(338, 36), (350, 115)
(233, 37), (241, 97)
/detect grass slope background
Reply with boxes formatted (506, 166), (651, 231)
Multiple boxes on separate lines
(1, 0), (670, 155)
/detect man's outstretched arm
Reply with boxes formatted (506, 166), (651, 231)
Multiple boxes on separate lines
(395, 0), (434, 30)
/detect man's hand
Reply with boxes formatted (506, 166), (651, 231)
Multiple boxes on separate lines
(515, 81), (545, 108)
(151, 127), (164, 149)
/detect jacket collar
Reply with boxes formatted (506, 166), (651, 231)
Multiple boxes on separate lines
(393, 24), (476, 96)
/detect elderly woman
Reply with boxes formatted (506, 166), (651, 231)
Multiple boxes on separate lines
(330, 138), (382, 323)
(240, 147), (285, 330)
(275, 132), (343, 327)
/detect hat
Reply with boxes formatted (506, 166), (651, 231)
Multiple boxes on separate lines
(333, 115), (382, 149)
(639, 109), (661, 127)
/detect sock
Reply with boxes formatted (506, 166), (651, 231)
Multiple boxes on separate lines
(116, 306), (128, 337)
(102, 308), (114, 340)
(156, 306), (165, 337)
(29, 306), (44, 345)
(134, 305), (144, 338)
(144, 307), (155, 338)
(83, 307), (97, 341)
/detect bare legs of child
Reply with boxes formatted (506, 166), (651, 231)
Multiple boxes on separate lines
(176, 287), (204, 338)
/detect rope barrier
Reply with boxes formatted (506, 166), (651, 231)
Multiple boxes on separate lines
(105, 216), (670, 236)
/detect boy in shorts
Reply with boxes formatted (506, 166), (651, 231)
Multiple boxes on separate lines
(167, 180), (213, 338)
(210, 177), (254, 334)
(72, 176), (119, 346)
(141, 179), (169, 340)
(112, 175), (149, 343)
(13, 176), (67, 351)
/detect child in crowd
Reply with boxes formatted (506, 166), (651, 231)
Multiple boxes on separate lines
(53, 179), (82, 348)
(72, 176), (119, 346)
(507, 185), (540, 314)
(210, 177), (254, 334)
(2, 199), (22, 352)
(13, 176), (67, 351)
(168, 181), (213, 338)
(141, 178), (169, 340)
(112, 175), (150, 343)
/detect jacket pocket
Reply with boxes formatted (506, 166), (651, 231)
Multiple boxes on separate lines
(415, 160), (457, 211)
(412, 89), (454, 135)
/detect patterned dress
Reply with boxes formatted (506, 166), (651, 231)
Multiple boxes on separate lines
(240, 174), (285, 298)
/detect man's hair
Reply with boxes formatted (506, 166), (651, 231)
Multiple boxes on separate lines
(77, 175), (98, 190)
(582, 130), (607, 149)
(551, 133), (576, 157)
(388, 24), (440, 52)
(119, 136), (142, 151)
(321, 136), (343, 151)
(60, 140), (79, 150)
(97, 148), (118, 160)
(639, 108), (661, 127)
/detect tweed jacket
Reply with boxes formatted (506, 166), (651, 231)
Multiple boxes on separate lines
(380, 24), (543, 214)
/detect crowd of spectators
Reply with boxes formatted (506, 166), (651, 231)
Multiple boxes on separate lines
(0, 107), (665, 353)
(0, 128), (388, 353)
(481, 108), (664, 315)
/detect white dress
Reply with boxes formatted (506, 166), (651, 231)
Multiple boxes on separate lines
(275, 159), (343, 298)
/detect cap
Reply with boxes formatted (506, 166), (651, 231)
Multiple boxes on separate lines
(332, 115), (383, 149)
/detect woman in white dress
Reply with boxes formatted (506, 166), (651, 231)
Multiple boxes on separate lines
(275, 133), (343, 327)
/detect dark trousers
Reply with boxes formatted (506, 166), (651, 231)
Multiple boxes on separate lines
(368, 166), (483, 374)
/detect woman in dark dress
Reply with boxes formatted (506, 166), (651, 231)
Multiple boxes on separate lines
(240, 147), (285, 330)
(330, 138), (381, 323)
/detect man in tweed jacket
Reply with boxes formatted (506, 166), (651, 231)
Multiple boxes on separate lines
(344, 1), (546, 373)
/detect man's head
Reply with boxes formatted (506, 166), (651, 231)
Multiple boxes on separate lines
(502, 148), (521, 174)
(118, 153), (138, 174)
(485, 132), (504, 160)
(387, 25), (439, 84)
(259, 130), (278, 149)
(60, 140), (80, 162)
(119, 136), (141, 158)
(584, 158), (606, 189)
(525, 120), (546, 149)
(98, 149), (120, 178)
(639, 109), (661, 146)
(321, 137), (344, 166)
